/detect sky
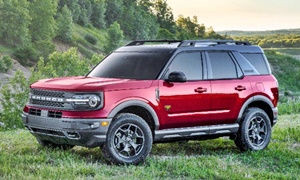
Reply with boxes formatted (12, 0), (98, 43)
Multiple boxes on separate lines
(167, 0), (300, 31)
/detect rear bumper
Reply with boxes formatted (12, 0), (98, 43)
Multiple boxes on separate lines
(272, 107), (278, 126)
(22, 112), (112, 148)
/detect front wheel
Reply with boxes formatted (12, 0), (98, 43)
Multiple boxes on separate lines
(235, 107), (272, 151)
(101, 113), (153, 165)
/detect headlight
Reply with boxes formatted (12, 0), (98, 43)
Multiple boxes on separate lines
(66, 94), (101, 109)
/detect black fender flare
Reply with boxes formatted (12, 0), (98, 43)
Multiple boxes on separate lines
(107, 100), (160, 130)
(237, 95), (275, 123)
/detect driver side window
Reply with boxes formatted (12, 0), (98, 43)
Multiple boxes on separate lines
(164, 51), (202, 81)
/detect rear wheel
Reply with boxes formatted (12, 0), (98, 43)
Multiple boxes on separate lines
(37, 138), (74, 150)
(235, 107), (272, 151)
(101, 113), (153, 165)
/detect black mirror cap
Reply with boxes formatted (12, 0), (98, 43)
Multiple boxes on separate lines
(167, 71), (187, 83)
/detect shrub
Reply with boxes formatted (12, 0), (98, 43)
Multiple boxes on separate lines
(0, 48), (94, 131)
(0, 58), (6, 72)
(0, 55), (13, 73)
(0, 71), (30, 130)
(14, 46), (39, 66)
(84, 33), (98, 45)
(3, 55), (13, 70)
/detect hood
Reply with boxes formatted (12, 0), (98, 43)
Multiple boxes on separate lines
(30, 76), (154, 92)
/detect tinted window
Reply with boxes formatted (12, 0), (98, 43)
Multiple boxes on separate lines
(88, 52), (171, 80)
(208, 52), (238, 79)
(241, 53), (269, 74)
(164, 52), (202, 80)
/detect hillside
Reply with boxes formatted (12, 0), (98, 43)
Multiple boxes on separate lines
(218, 28), (300, 36)
(1, 1), (300, 93)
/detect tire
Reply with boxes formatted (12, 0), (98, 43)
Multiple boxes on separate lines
(235, 107), (272, 151)
(101, 113), (153, 165)
(36, 138), (74, 150)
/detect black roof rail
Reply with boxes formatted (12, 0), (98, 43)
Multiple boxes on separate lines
(178, 40), (252, 47)
(126, 40), (182, 46)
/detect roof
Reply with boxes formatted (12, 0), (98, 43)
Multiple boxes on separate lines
(115, 40), (263, 53)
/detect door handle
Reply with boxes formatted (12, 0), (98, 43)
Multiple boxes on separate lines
(235, 85), (246, 91)
(194, 87), (207, 93)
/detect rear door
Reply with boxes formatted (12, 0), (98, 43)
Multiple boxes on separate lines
(206, 51), (252, 125)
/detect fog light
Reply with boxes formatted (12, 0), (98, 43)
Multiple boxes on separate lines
(90, 122), (100, 129)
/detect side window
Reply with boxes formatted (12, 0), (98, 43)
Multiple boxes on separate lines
(241, 53), (270, 74)
(208, 52), (238, 79)
(164, 51), (202, 80)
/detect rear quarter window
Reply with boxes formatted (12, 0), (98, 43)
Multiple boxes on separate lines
(241, 53), (270, 75)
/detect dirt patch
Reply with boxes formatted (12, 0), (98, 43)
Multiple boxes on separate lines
(0, 60), (31, 86)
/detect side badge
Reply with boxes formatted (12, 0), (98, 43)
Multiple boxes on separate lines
(164, 105), (171, 111)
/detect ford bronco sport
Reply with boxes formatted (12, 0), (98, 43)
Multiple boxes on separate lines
(22, 40), (278, 165)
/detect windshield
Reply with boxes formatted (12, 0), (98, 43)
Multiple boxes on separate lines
(88, 52), (172, 80)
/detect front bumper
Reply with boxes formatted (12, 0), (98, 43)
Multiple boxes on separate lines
(22, 112), (112, 148)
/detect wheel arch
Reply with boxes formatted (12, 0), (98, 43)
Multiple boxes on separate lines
(237, 95), (275, 125)
(107, 100), (160, 132)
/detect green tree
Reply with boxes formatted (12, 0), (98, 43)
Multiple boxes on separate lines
(205, 26), (223, 39)
(105, 0), (123, 26)
(91, 0), (106, 28)
(118, 0), (158, 39)
(77, 0), (92, 27)
(153, 0), (176, 33)
(138, 0), (153, 12)
(29, 0), (57, 59)
(0, 0), (31, 47)
(58, 0), (81, 22)
(46, 48), (90, 77)
(157, 28), (175, 39)
(29, 0), (58, 43)
(104, 21), (124, 53)
(56, 5), (73, 43)
(176, 15), (201, 39)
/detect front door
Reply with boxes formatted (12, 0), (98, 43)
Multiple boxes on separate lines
(158, 51), (211, 129)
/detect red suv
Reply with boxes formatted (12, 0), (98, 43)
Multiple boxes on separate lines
(22, 40), (278, 165)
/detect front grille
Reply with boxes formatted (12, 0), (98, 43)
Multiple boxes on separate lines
(32, 99), (64, 108)
(31, 89), (65, 98)
(29, 89), (72, 109)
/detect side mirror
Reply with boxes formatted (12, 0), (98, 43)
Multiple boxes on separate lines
(166, 71), (186, 83)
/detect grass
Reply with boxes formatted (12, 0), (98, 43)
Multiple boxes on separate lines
(71, 24), (107, 58)
(0, 114), (299, 179)
(278, 101), (300, 115)
(265, 51), (300, 92)
(0, 44), (15, 54)
(265, 48), (300, 56)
